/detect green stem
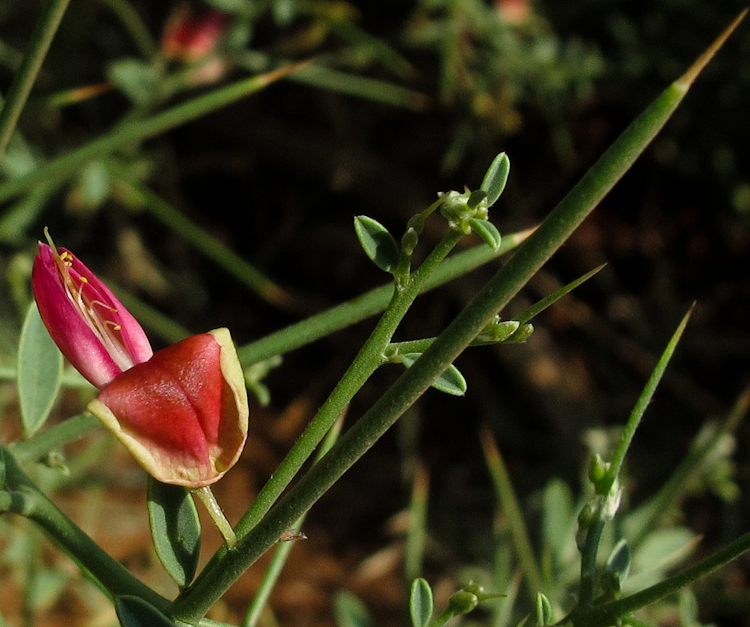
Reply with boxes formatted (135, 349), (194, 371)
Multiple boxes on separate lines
(193, 487), (237, 548)
(237, 229), (533, 367)
(628, 385), (750, 546)
(570, 530), (750, 627)
(0, 446), (170, 612)
(0, 0), (72, 159)
(241, 231), (461, 531)
(96, 0), (159, 61)
(111, 172), (295, 309)
(242, 414), (345, 627)
(0, 62), (307, 205)
(577, 519), (606, 606)
(9, 413), (101, 462)
(577, 306), (694, 605)
(481, 426), (545, 601)
(604, 306), (694, 495)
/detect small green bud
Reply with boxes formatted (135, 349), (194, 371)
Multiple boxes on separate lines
(588, 453), (609, 486)
(577, 501), (597, 530)
(402, 226), (419, 255)
(439, 189), (489, 234)
(535, 592), (553, 626)
(463, 582), (484, 596)
(506, 323), (534, 343)
(447, 590), (479, 616)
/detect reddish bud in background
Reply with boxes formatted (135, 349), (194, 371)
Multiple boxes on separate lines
(162, 3), (228, 62)
(495, 0), (532, 24)
(32, 232), (153, 389)
(88, 328), (249, 487)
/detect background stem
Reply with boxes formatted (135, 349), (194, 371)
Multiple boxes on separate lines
(0, 0), (72, 159)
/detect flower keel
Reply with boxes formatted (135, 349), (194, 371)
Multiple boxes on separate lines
(87, 328), (249, 487)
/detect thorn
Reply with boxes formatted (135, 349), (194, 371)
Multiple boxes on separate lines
(676, 9), (747, 88)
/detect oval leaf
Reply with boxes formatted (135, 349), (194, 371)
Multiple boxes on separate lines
(354, 215), (400, 273)
(468, 218), (501, 250)
(401, 353), (467, 396)
(107, 58), (159, 106)
(410, 578), (434, 627)
(480, 152), (510, 207)
(333, 590), (374, 627)
(147, 478), (201, 588)
(18, 303), (63, 437)
(605, 538), (631, 591)
(535, 592), (553, 627)
(115, 595), (175, 627)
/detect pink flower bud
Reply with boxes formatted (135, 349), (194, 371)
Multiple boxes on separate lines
(87, 328), (249, 487)
(161, 3), (228, 62)
(32, 233), (153, 389)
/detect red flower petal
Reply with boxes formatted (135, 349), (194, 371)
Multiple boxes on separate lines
(88, 329), (248, 487)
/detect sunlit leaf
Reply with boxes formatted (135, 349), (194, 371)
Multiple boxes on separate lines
(333, 590), (374, 627)
(354, 215), (400, 273)
(480, 152), (510, 207)
(401, 353), (466, 396)
(468, 218), (502, 250)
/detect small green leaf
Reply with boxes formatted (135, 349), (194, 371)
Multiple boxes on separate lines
(467, 189), (488, 210)
(354, 215), (400, 273)
(542, 478), (576, 564)
(468, 218), (502, 250)
(147, 478), (201, 589)
(410, 578), (434, 627)
(535, 592), (553, 626)
(605, 538), (631, 593)
(115, 596), (175, 627)
(333, 590), (374, 627)
(68, 161), (111, 212)
(506, 323), (534, 343)
(480, 152), (510, 207)
(17, 303), (63, 437)
(106, 59), (159, 106)
(401, 353), (467, 396)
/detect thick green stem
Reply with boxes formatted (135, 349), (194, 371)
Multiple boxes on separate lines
(0, 447), (170, 612)
(0, 0), (72, 159)
(242, 413), (344, 627)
